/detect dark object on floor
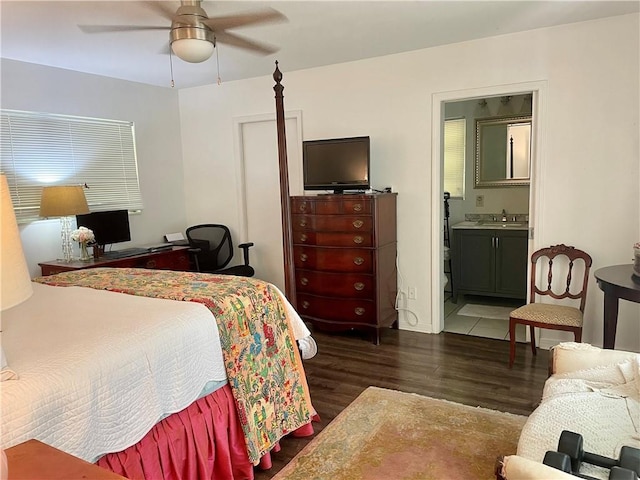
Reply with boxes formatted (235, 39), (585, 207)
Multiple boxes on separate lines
(186, 224), (254, 277)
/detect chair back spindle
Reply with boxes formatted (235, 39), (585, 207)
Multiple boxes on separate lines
(530, 244), (592, 312)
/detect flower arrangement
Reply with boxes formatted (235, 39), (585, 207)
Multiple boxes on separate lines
(71, 226), (95, 261)
(634, 242), (640, 277)
(71, 226), (95, 245)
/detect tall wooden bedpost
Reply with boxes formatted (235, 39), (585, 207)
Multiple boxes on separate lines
(273, 61), (297, 307)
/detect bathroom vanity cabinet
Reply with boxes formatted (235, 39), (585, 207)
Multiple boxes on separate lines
(452, 227), (527, 302)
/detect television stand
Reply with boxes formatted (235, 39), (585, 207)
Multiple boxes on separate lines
(289, 192), (398, 344)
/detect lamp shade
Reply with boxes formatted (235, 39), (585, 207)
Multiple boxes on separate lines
(1, 174), (33, 311)
(171, 38), (214, 63)
(39, 185), (89, 217)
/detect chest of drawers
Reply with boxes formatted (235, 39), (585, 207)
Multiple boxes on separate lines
(290, 193), (397, 344)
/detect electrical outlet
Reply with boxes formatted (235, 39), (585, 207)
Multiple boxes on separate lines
(476, 195), (484, 207)
(408, 287), (417, 300)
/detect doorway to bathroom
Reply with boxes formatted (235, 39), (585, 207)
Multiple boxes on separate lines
(432, 84), (545, 340)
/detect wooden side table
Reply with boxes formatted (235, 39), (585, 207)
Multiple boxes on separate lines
(594, 264), (640, 349)
(5, 439), (127, 479)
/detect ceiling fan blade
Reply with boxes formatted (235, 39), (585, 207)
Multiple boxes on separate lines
(79, 25), (170, 34)
(201, 8), (287, 31)
(214, 31), (278, 55)
(141, 1), (177, 22)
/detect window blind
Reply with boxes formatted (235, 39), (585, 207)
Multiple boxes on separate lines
(443, 118), (466, 198)
(1, 109), (143, 223)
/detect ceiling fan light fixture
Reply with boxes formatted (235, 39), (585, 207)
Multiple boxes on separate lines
(171, 38), (214, 63)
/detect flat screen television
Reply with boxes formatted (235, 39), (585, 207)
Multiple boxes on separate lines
(303, 136), (370, 193)
(75, 209), (131, 248)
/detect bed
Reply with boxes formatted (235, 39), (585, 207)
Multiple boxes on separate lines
(2, 64), (306, 480)
(1, 267), (317, 479)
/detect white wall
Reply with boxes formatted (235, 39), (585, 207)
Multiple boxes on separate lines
(179, 14), (640, 352)
(1, 59), (188, 277)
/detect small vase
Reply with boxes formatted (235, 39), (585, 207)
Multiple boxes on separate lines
(80, 243), (91, 262)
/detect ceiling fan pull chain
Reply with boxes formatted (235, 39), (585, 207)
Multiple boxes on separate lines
(169, 49), (176, 88)
(215, 36), (222, 85)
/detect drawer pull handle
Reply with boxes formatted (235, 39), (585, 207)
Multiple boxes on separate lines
(352, 203), (363, 212)
(300, 253), (308, 262)
(352, 220), (364, 229)
(300, 277), (309, 286)
(300, 233), (308, 242)
(353, 235), (363, 244)
(354, 282), (365, 291)
(299, 203), (308, 212)
(302, 301), (310, 309)
(353, 256), (364, 266)
(300, 220), (307, 228)
(145, 260), (157, 268)
(354, 307), (365, 316)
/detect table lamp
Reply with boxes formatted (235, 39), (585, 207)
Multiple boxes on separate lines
(1, 174), (33, 311)
(2, 175), (34, 479)
(39, 185), (89, 262)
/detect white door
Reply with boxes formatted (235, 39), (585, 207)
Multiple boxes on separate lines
(236, 113), (302, 291)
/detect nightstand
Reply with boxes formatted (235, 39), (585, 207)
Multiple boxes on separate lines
(5, 439), (127, 480)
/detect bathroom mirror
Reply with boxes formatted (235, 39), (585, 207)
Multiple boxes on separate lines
(475, 115), (532, 187)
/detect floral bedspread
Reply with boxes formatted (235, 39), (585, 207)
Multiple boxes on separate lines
(35, 268), (314, 464)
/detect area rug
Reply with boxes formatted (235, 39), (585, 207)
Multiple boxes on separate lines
(457, 303), (514, 320)
(273, 386), (526, 480)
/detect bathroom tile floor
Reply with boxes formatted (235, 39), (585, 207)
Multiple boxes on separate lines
(444, 294), (527, 341)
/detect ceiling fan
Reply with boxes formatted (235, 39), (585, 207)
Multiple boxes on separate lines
(79, 0), (286, 64)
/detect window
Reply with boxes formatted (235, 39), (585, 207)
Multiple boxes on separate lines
(1, 109), (143, 223)
(443, 118), (466, 198)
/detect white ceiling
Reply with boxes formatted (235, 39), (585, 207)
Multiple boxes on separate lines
(2, 1), (638, 89)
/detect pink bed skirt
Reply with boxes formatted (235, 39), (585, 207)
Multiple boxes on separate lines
(96, 384), (315, 480)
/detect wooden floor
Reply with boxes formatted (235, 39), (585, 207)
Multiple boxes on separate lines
(254, 328), (550, 479)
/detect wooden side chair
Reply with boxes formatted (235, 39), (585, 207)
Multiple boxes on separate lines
(508, 244), (593, 368)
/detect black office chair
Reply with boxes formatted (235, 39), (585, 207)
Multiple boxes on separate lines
(185, 224), (255, 277)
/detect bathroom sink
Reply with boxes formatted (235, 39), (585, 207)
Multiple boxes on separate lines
(478, 222), (526, 228)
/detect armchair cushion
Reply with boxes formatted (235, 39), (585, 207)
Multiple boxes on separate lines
(551, 341), (638, 375)
(498, 455), (575, 479)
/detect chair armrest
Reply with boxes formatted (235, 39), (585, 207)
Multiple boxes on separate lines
(237, 242), (254, 266)
(550, 342), (638, 375)
(496, 455), (575, 480)
(186, 248), (202, 271)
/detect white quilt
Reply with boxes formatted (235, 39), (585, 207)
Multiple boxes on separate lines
(1, 282), (311, 462)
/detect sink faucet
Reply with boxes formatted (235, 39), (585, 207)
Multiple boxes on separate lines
(501, 209), (507, 222)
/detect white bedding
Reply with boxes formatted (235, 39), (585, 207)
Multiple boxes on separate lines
(1, 281), (311, 462)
